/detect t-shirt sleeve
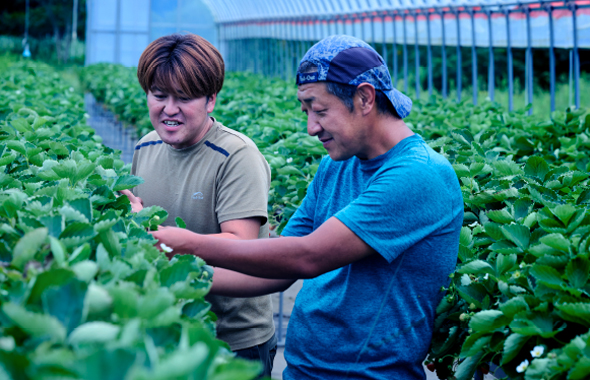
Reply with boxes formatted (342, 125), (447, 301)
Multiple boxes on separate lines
(335, 161), (457, 263)
(215, 144), (271, 225)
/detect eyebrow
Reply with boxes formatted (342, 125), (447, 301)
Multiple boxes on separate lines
(297, 96), (315, 104)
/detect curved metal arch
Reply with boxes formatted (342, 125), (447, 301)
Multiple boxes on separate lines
(206, 0), (546, 23)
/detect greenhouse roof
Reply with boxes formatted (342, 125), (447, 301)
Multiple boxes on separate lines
(202, 0), (545, 22)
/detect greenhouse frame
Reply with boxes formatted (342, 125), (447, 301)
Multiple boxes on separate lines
(87, 0), (589, 114)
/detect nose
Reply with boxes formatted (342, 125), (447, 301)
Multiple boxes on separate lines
(306, 114), (323, 137)
(163, 97), (180, 116)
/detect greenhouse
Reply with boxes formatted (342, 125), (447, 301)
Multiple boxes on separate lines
(0, 0), (589, 379)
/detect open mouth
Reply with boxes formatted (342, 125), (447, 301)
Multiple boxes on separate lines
(162, 120), (182, 131)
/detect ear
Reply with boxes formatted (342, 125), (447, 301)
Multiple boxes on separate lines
(355, 83), (376, 116)
(206, 93), (217, 113)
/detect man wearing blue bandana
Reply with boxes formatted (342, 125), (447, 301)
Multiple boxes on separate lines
(153, 35), (463, 380)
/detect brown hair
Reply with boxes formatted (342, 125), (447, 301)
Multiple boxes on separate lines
(137, 34), (224, 99)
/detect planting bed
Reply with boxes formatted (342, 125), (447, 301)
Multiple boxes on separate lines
(0, 57), (259, 379)
(80, 63), (590, 380)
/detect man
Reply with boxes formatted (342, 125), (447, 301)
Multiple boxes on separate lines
(147, 35), (463, 379)
(123, 33), (277, 376)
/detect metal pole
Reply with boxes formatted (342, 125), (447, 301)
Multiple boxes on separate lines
(441, 10), (447, 99)
(470, 8), (478, 105)
(426, 10), (433, 97)
(487, 9), (495, 102)
(456, 8), (462, 102)
(414, 10), (420, 98)
(403, 12), (408, 94)
(548, 5), (555, 112)
(382, 12), (388, 70)
(505, 9), (514, 111)
(571, 2), (580, 109)
(361, 14), (366, 41)
(569, 49), (573, 107)
(25, 0), (29, 44)
(525, 6), (533, 115)
(371, 15), (376, 48)
(393, 12), (398, 88)
(72, 0), (79, 41)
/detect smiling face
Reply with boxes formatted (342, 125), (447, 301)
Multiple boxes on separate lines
(147, 87), (216, 149)
(298, 82), (370, 161)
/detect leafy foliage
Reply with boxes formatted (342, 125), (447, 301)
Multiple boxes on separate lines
(0, 58), (259, 379)
(81, 63), (590, 380)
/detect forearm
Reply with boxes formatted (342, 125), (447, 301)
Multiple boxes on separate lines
(188, 234), (317, 279)
(211, 268), (295, 297)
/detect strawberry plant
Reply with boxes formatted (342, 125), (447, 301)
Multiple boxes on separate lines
(80, 63), (590, 379)
(0, 57), (259, 379)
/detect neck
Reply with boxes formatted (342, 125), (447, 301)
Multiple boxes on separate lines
(362, 115), (414, 160)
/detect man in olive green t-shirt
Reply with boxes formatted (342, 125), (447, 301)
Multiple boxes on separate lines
(122, 34), (277, 377)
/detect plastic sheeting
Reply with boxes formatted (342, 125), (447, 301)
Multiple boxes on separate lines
(85, 0), (216, 66)
(215, 1), (590, 49)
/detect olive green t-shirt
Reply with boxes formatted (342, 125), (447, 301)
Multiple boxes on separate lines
(131, 118), (274, 350)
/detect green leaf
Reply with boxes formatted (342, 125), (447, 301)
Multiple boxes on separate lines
(502, 333), (530, 364)
(499, 297), (529, 319)
(501, 224), (530, 250)
(551, 204), (578, 226)
(39, 215), (65, 238)
(570, 356), (590, 380)
(496, 253), (518, 276)
(68, 243), (91, 264)
(49, 236), (66, 265)
(453, 351), (484, 380)
(71, 260), (99, 282)
(112, 174), (144, 191)
(460, 334), (491, 358)
(11, 227), (48, 270)
(487, 208), (514, 224)
(453, 164), (470, 178)
(175, 216), (187, 229)
(277, 165), (304, 176)
(152, 343), (210, 379)
(75, 348), (135, 380)
(469, 310), (510, 333)
(27, 268), (76, 305)
(2, 302), (66, 341)
(69, 198), (93, 223)
(510, 313), (558, 337)
(68, 321), (120, 345)
(137, 288), (175, 319)
(458, 260), (494, 275)
(182, 299), (211, 319)
(566, 257), (590, 288)
(577, 188), (590, 205)
(42, 279), (87, 333)
(539, 233), (570, 252)
(208, 356), (262, 380)
(554, 303), (590, 327)
(530, 264), (563, 287)
(85, 283), (113, 316)
(524, 156), (550, 181)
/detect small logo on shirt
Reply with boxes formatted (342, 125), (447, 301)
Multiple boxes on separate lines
(192, 192), (204, 200)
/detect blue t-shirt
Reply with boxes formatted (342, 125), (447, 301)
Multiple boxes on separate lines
(281, 134), (463, 380)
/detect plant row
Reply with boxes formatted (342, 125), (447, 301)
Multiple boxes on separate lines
(0, 56), (259, 380)
(79, 62), (590, 380)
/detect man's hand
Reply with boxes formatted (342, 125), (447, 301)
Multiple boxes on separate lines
(119, 189), (144, 213)
(151, 226), (200, 258)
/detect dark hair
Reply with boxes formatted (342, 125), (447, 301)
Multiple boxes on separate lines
(297, 61), (399, 118)
(137, 34), (224, 99)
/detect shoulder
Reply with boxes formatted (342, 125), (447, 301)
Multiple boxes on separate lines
(134, 130), (164, 152)
(205, 122), (263, 157)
